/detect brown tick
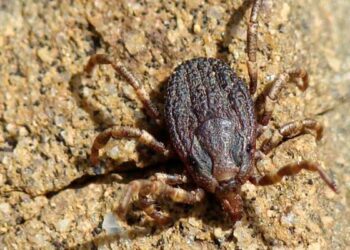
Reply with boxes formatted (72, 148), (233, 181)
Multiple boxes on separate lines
(84, 0), (338, 224)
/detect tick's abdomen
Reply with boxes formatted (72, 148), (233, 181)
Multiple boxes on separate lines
(165, 58), (256, 189)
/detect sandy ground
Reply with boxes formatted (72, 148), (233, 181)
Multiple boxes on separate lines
(0, 0), (349, 249)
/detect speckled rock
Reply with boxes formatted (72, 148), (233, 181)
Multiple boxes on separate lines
(0, 0), (349, 249)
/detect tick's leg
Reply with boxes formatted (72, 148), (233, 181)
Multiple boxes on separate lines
(138, 197), (171, 225)
(150, 173), (189, 185)
(249, 161), (338, 193)
(137, 173), (189, 224)
(90, 126), (171, 166)
(256, 124), (266, 137)
(259, 119), (323, 154)
(85, 54), (162, 125)
(247, 0), (262, 95)
(258, 68), (309, 125)
(255, 150), (265, 162)
(116, 174), (205, 223)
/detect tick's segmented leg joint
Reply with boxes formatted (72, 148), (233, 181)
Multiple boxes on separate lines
(115, 174), (205, 224)
(259, 119), (323, 154)
(258, 68), (309, 125)
(247, 0), (262, 95)
(249, 161), (338, 193)
(90, 126), (170, 166)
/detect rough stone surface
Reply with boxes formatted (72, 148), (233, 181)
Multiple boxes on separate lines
(0, 0), (349, 249)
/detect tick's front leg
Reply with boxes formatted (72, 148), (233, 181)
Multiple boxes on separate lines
(116, 173), (205, 224)
(137, 197), (171, 225)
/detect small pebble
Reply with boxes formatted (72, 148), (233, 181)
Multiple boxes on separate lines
(102, 212), (122, 235)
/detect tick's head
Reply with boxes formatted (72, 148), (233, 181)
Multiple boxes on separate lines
(215, 178), (243, 222)
(221, 195), (243, 222)
(188, 117), (255, 221)
(191, 118), (255, 182)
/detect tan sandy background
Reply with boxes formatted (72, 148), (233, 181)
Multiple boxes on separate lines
(0, 0), (349, 249)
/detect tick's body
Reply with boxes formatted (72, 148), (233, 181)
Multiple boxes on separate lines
(85, 0), (338, 224)
(166, 58), (255, 186)
(165, 58), (256, 220)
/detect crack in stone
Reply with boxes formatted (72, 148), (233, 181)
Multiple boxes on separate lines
(316, 97), (350, 116)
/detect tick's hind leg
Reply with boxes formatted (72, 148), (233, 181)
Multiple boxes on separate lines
(90, 126), (171, 166)
(85, 54), (162, 125)
(116, 173), (205, 224)
(259, 119), (323, 155)
(257, 68), (309, 125)
(247, 0), (262, 95)
(249, 161), (338, 193)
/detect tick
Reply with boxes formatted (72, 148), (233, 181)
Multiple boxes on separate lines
(84, 0), (338, 224)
